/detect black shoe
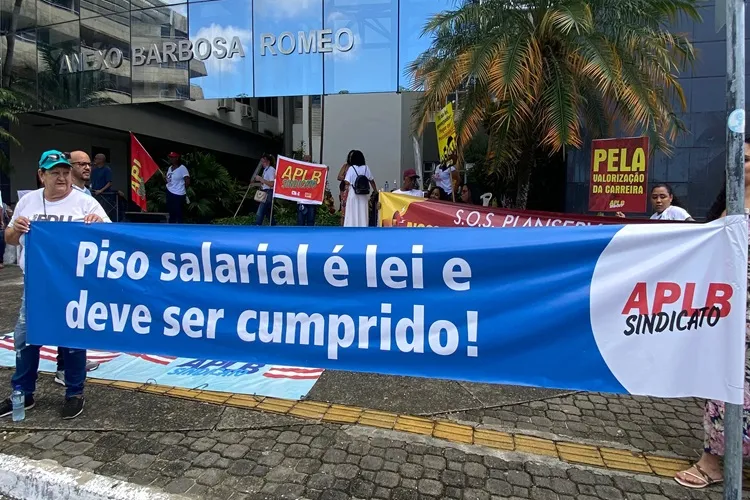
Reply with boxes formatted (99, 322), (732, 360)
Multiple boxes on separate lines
(0, 394), (35, 418)
(62, 395), (85, 420)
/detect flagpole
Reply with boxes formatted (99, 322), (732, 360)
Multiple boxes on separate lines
(723, 0), (745, 498)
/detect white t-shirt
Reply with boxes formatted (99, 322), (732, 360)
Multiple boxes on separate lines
(166, 165), (189, 196)
(73, 184), (91, 196)
(261, 166), (276, 190)
(650, 205), (692, 221)
(393, 189), (424, 198)
(345, 165), (374, 189)
(433, 166), (456, 194)
(9, 188), (111, 273)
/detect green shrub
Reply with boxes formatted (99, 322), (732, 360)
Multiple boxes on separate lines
(213, 204), (342, 226)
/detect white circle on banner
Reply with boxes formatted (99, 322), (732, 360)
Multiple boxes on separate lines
(589, 222), (744, 400)
(728, 109), (745, 134)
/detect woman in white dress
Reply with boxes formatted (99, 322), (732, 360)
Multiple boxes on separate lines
(342, 150), (377, 227)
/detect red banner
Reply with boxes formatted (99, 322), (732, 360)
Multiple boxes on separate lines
(379, 193), (653, 228)
(273, 156), (328, 205)
(130, 133), (160, 211)
(588, 136), (649, 213)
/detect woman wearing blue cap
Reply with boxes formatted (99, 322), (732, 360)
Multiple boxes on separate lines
(1, 150), (109, 420)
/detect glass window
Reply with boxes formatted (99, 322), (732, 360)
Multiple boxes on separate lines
(323, 0), (397, 94)
(37, 0), (80, 28)
(398, 0), (451, 91)
(253, 0), (323, 97)
(80, 13), (132, 105)
(1, 0), (36, 33)
(1, 28), (37, 100)
(80, 0), (129, 21)
(258, 96), (277, 116)
(130, 5), (189, 103)
(37, 20), (83, 109)
(189, 0), (253, 100)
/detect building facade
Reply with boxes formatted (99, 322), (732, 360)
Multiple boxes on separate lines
(0, 0), (739, 216)
(0, 0), (451, 202)
(566, 3), (748, 219)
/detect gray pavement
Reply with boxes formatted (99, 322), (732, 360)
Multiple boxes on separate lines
(0, 373), (740, 500)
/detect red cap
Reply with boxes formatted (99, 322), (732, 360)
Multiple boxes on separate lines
(403, 169), (419, 179)
(168, 152), (180, 158)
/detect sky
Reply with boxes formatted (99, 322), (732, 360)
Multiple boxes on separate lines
(187, 0), (454, 98)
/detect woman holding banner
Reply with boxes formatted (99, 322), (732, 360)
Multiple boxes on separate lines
(1, 150), (109, 421)
(674, 139), (750, 489)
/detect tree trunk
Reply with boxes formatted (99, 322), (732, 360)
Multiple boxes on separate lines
(515, 160), (533, 209)
(2, 0), (24, 88)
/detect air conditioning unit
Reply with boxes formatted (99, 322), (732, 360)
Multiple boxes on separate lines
(240, 105), (257, 121)
(217, 98), (236, 111)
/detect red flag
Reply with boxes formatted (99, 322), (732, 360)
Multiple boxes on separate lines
(130, 132), (159, 211)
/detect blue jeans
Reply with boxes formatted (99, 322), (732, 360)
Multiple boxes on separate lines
(255, 192), (276, 226)
(11, 293), (86, 399)
(297, 204), (316, 226)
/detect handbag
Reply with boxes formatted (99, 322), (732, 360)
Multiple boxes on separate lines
(254, 190), (268, 203)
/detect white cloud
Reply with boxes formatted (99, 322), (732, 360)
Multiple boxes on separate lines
(193, 24), (252, 76)
(255, 0), (317, 20)
(325, 11), (360, 62)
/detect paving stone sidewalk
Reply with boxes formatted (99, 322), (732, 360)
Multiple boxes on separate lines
(0, 418), (740, 500)
(450, 391), (705, 459)
(0, 373), (743, 500)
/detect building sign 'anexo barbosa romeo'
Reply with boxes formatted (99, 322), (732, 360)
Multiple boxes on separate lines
(58, 29), (355, 74)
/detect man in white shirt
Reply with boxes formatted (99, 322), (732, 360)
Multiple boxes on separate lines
(393, 169), (425, 198)
(166, 152), (190, 223)
(2, 149), (109, 421)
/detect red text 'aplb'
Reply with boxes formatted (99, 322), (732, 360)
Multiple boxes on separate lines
(621, 282), (734, 317)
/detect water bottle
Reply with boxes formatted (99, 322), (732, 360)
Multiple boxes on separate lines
(384, 181), (389, 192)
(11, 388), (24, 422)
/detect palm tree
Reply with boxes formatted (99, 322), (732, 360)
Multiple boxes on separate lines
(0, 87), (24, 174)
(409, 0), (699, 208)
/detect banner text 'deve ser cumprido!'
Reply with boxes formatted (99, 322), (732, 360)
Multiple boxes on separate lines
(24, 219), (748, 403)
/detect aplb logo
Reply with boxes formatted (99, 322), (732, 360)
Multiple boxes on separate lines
(608, 199), (625, 209)
(621, 282), (733, 336)
(130, 158), (146, 198)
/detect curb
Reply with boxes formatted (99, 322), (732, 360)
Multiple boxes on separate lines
(0, 453), (189, 500)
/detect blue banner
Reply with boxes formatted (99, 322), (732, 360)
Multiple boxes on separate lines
(25, 219), (747, 403)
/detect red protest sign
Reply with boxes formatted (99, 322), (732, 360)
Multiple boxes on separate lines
(273, 156), (328, 205)
(588, 136), (649, 213)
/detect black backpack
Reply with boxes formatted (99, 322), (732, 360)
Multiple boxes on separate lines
(352, 166), (370, 195)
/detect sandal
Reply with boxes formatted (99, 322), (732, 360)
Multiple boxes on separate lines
(674, 463), (723, 489)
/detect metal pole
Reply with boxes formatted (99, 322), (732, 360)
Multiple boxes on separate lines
(724, 1), (745, 499)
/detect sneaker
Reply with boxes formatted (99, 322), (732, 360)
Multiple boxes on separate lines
(54, 370), (65, 386)
(0, 394), (35, 418)
(85, 360), (100, 372)
(62, 395), (85, 420)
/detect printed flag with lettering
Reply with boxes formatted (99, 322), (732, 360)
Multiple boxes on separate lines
(273, 155), (328, 205)
(130, 132), (160, 211)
